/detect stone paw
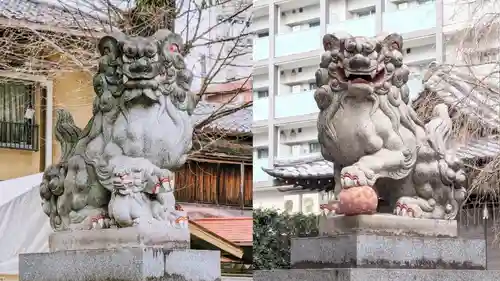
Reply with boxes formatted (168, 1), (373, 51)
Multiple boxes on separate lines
(90, 215), (107, 229)
(394, 197), (424, 218)
(340, 165), (373, 188)
(151, 202), (168, 221)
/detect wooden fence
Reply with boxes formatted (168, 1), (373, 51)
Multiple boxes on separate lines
(174, 160), (252, 209)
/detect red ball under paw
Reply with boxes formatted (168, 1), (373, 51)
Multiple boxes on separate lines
(338, 186), (378, 216)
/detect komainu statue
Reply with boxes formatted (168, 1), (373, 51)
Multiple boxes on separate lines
(315, 32), (467, 219)
(39, 29), (199, 231)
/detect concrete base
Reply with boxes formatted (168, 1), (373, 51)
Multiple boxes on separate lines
(258, 215), (499, 281)
(291, 235), (486, 269)
(254, 268), (500, 281)
(49, 223), (190, 252)
(19, 248), (221, 281)
(319, 214), (458, 237)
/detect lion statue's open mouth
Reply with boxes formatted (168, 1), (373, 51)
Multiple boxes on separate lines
(335, 65), (386, 85)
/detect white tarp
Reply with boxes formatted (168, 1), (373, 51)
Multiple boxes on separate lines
(0, 173), (43, 207)
(0, 177), (51, 275)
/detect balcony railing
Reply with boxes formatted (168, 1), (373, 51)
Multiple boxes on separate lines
(328, 16), (377, 38)
(275, 90), (318, 119)
(275, 27), (322, 57)
(383, 3), (436, 35)
(253, 97), (269, 121)
(253, 158), (269, 182)
(0, 121), (39, 151)
(253, 37), (269, 61)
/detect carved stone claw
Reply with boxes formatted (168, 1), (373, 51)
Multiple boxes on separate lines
(340, 165), (371, 188)
(394, 202), (416, 217)
(394, 197), (427, 218)
(90, 215), (107, 229)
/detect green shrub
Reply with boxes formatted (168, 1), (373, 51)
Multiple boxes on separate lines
(253, 208), (319, 270)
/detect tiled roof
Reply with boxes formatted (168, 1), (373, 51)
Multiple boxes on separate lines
(193, 101), (252, 134)
(263, 153), (334, 179)
(456, 136), (500, 160)
(0, 0), (108, 32)
(192, 217), (252, 246)
(263, 137), (500, 180)
(205, 79), (251, 94)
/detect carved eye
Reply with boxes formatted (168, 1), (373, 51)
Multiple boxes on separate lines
(145, 46), (157, 58)
(169, 43), (179, 53)
(330, 78), (340, 89)
(363, 42), (374, 53)
(346, 40), (356, 52)
(124, 45), (136, 58)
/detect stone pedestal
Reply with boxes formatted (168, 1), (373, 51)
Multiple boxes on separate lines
(19, 224), (221, 281)
(255, 214), (500, 281)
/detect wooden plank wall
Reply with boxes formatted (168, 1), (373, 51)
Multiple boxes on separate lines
(174, 160), (252, 208)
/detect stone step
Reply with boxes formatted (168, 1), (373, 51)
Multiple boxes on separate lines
(291, 235), (485, 270)
(48, 222), (190, 252)
(19, 248), (220, 281)
(318, 214), (458, 238)
(254, 268), (500, 281)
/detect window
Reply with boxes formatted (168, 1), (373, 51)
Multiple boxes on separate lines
(353, 8), (375, 18)
(256, 90), (269, 98)
(257, 32), (269, 38)
(291, 85), (302, 93)
(284, 200), (294, 213)
(478, 49), (500, 64)
(397, 2), (408, 10)
(309, 21), (320, 27)
(291, 25), (301, 32)
(465, 49), (500, 64)
(309, 142), (321, 153)
(291, 144), (302, 157)
(0, 81), (38, 150)
(257, 148), (269, 159)
(303, 197), (314, 214)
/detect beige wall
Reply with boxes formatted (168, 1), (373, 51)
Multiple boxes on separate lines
(0, 274), (18, 281)
(0, 71), (94, 181)
(51, 71), (94, 164)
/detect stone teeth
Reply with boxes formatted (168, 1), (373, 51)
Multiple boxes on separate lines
(345, 70), (351, 77)
(123, 76), (129, 83)
(370, 70), (377, 78)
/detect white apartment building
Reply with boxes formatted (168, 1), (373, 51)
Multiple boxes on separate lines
(251, 0), (500, 213)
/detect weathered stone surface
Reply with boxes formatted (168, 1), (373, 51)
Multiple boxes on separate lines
(319, 214), (458, 237)
(291, 235), (485, 270)
(315, 33), (467, 219)
(40, 29), (198, 232)
(254, 268), (500, 281)
(19, 248), (220, 281)
(49, 222), (190, 252)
